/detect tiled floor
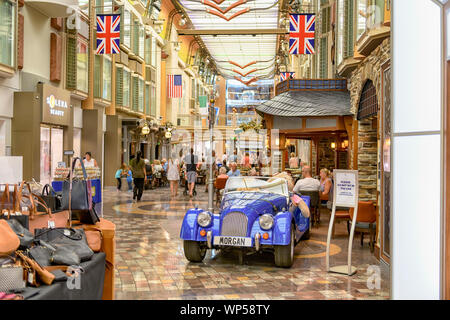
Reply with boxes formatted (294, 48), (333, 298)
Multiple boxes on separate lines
(102, 185), (390, 300)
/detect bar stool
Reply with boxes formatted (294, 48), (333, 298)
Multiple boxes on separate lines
(349, 201), (377, 252)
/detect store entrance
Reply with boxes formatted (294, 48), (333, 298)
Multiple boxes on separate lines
(40, 125), (64, 185)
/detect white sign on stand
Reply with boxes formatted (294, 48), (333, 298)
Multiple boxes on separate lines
(325, 169), (359, 276)
(0, 156), (23, 184)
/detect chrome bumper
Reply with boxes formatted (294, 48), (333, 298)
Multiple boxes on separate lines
(207, 231), (212, 248)
(255, 233), (261, 252)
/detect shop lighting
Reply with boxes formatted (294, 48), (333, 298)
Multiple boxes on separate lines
(141, 124), (150, 135)
(331, 142), (336, 149)
(179, 17), (187, 27)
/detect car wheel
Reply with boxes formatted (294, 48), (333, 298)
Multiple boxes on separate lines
(302, 227), (311, 240)
(183, 240), (207, 262)
(274, 224), (295, 268)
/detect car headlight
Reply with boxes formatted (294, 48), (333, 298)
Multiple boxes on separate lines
(197, 211), (212, 227)
(259, 214), (274, 230)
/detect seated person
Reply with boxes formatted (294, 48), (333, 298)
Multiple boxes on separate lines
(227, 162), (241, 177)
(293, 166), (320, 194)
(217, 167), (228, 179)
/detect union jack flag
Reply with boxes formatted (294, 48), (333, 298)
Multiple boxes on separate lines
(280, 72), (295, 81)
(289, 13), (315, 55)
(96, 14), (121, 54)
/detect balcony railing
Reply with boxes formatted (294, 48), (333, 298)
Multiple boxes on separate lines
(176, 113), (261, 128)
(275, 79), (348, 96)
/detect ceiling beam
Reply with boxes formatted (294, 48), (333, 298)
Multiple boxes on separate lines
(178, 29), (289, 36)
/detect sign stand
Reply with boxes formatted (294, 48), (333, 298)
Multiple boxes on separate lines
(325, 169), (359, 276)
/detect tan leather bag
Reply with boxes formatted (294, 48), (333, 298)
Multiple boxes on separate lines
(16, 251), (55, 286)
(0, 220), (20, 256)
(15, 182), (69, 234)
(74, 225), (102, 252)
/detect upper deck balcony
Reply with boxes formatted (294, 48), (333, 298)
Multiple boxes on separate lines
(275, 79), (348, 96)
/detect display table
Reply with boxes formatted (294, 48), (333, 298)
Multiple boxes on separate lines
(23, 253), (106, 300)
(51, 179), (102, 204)
(74, 218), (116, 300)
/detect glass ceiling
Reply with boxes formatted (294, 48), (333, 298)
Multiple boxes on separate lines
(179, 0), (280, 80)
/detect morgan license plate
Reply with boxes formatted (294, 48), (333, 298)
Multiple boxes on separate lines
(213, 236), (252, 247)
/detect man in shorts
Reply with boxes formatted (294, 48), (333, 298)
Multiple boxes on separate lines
(184, 148), (198, 197)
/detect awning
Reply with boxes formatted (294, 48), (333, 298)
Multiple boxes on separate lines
(256, 90), (352, 117)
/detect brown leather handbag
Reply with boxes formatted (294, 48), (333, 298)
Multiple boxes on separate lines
(0, 220), (20, 256)
(15, 182), (69, 234)
(82, 228), (102, 252)
(15, 251), (55, 286)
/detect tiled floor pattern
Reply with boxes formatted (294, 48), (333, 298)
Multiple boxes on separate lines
(102, 186), (390, 300)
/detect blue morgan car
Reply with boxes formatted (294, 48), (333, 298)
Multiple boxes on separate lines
(180, 177), (311, 268)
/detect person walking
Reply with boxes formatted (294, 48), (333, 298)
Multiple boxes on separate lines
(183, 148), (198, 198)
(129, 151), (146, 201)
(167, 155), (180, 197)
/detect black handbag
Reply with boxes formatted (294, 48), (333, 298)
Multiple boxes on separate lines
(61, 158), (93, 212)
(38, 184), (61, 212)
(28, 244), (54, 267)
(34, 228), (94, 262)
(5, 219), (33, 249)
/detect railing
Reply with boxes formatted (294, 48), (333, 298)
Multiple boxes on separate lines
(176, 113), (261, 128)
(275, 79), (348, 96)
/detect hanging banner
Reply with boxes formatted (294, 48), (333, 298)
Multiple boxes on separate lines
(289, 13), (315, 55)
(199, 95), (208, 116)
(96, 14), (121, 54)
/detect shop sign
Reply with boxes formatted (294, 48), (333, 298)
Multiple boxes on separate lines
(333, 170), (358, 208)
(41, 84), (71, 126)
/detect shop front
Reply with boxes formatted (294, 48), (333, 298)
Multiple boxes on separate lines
(12, 83), (72, 183)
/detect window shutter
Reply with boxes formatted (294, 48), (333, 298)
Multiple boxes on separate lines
(133, 20), (139, 54)
(116, 65), (123, 106)
(344, 0), (354, 59)
(132, 75), (139, 111)
(18, 14), (24, 70)
(94, 55), (102, 98)
(319, 37), (328, 78)
(66, 27), (78, 89)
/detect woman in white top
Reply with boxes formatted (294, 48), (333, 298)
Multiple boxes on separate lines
(167, 156), (180, 197)
(83, 152), (98, 168)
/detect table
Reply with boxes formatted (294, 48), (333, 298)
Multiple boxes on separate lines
(23, 253), (106, 300)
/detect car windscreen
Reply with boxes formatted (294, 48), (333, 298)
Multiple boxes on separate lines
(224, 177), (289, 197)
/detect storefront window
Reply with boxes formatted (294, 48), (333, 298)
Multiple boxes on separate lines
(366, 0), (385, 29)
(102, 56), (112, 100)
(77, 38), (88, 93)
(40, 126), (63, 185)
(151, 37), (157, 67)
(94, 55), (101, 98)
(123, 9), (131, 48)
(0, 0), (16, 68)
(356, 0), (367, 40)
(139, 25), (145, 59)
(78, 0), (89, 16)
(145, 34), (151, 65)
(123, 68), (130, 107)
(336, 0), (345, 66)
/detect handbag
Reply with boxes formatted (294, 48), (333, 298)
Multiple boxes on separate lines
(75, 226), (102, 252)
(72, 205), (100, 225)
(5, 219), (33, 249)
(0, 220), (20, 256)
(38, 184), (61, 212)
(52, 246), (80, 266)
(24, 190), (70, 234)
(34, 228), (94, 262)
(0, 184), (29, 229)
(61, 157), (93, 212)
(0, 255), (25, 292)
(15, 251), (54, 286)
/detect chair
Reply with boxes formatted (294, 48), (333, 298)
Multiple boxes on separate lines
(214, 176), (228, 206)
(298, 190), (320, 227)
(349, 201), (377, 252)
(332, 209), (351, 238)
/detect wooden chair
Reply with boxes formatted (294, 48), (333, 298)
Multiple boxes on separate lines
(332, 209), (351, 238)
(214, 176), (228, 206)
(349, 201), (377, 252)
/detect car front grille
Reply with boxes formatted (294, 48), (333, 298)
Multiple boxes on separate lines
(221, 211), (248, 237)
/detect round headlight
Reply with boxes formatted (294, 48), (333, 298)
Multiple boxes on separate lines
(259, 214), (274, 230)
(197, 211), (212, 227)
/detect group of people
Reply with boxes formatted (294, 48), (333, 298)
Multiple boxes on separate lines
(293, 166), (333, 208)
